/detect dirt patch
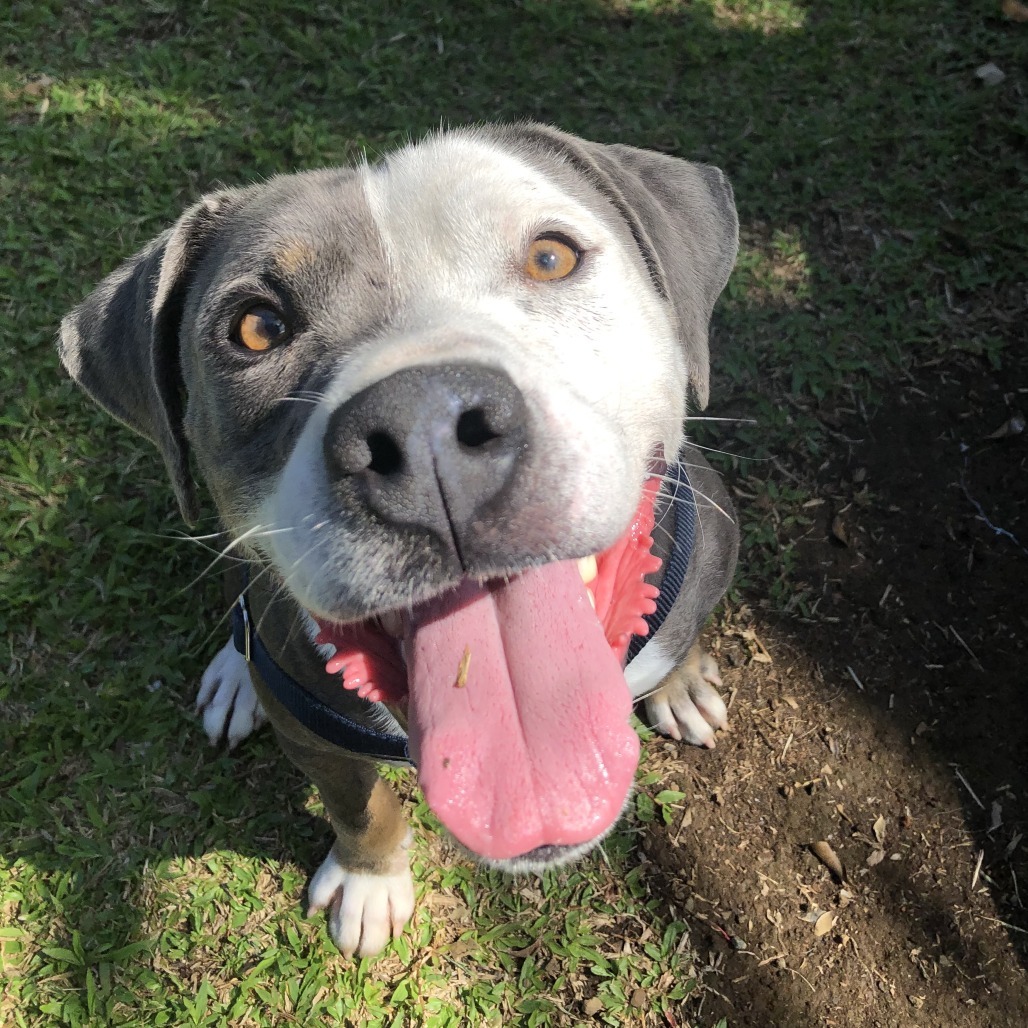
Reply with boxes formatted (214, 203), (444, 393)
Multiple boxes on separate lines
(641, 353), (1028, 1026)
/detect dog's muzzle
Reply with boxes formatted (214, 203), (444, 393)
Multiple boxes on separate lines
(324, 363), (528, 565)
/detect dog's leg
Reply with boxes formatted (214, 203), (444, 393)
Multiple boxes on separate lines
(306, 768), (415, 958)
(196, 638), (268, 748)
(645, 643), (728, 748)
(255, 690), (415, 958)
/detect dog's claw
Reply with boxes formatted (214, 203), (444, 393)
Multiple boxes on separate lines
(196, 639), (267, 748)
(645, 645), (728, 748)
(308, 843), (415, 958)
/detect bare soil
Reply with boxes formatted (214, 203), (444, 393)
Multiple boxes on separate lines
(642, 354), (1028, 1026)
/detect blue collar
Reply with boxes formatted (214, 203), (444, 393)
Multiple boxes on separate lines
(231, 461), (696, 764)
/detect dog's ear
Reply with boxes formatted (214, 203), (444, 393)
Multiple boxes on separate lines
(497, 125), (739, 409)
(589, 142), (738, 410)
(59, 190), (245, 523)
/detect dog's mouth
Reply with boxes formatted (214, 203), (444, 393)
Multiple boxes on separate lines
(312, 477), (663, 862)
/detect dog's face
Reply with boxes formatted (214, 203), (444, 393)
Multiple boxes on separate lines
(60, 125), (738, 868)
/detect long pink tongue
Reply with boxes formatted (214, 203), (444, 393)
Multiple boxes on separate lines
(405, 562), (640, 861)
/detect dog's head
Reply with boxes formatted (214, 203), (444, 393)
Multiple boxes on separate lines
(60, 124), (737, 868)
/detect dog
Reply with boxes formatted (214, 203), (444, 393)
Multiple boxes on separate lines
(59, 123), (740, 958)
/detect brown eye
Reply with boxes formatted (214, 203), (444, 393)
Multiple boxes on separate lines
(524, 235), (580, 282)
(234, 306), (290, 352)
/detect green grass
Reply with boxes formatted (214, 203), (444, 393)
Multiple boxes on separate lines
(2, 1), (1025, 1025)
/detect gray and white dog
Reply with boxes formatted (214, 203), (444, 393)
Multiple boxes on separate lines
(60, 124), (739, 957)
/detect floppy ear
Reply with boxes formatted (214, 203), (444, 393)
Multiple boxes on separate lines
(59, 190), (244, 523)
(498, 125), (739, 409)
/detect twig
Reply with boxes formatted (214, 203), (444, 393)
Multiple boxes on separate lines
(971, 850), (984, 890)
(949, 625), (983, 671)
(953, 768), (985, 810)
(846, 666), (865, 691)
(978, 916), (1028, 934)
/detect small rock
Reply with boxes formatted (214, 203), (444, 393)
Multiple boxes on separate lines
(629, 987), (648, 1009)
(582, 997), (604, 1017)
(975, 62), (1005, 86)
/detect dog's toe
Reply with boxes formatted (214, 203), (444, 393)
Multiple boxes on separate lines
(196, 639), (267, 748)
(645, 644), (728, 748)
(307, 843), (415, 958)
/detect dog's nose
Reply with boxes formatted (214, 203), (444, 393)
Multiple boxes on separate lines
(324, 363), (529, 560)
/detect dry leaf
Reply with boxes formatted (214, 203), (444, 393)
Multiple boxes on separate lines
(831, 514), (850, 546)
(873, 815), (887, 844)
(990, 801), (1003, 832)
(1006, 831), (1023, 858)
(984, 412), (1025, 440)
(810, 840), (846, 882)
(814, 911), (836, 937)
(867, 849), (886, 867)
(1002, 0), (1028, 23)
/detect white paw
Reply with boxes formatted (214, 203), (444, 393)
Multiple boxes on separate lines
(307, 840), (415, 958)
(195, 639), (267, 749)
(645, 647), (728, 748)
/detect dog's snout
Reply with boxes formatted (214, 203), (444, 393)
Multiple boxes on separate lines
(324, 363), (528, 560)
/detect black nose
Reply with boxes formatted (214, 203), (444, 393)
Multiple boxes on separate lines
(324, 363), (529, 561)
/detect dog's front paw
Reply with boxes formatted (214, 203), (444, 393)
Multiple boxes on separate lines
(196, 639), (267, 748)
(645, 644), (728, 748)
(307, 841), (416, 958)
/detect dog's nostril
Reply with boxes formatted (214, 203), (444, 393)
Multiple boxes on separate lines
(456, 407), (501, 449)
(366, 431), (403, 475)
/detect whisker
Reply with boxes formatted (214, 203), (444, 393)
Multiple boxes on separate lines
(683, 415), (758, 424)
(157, 528), (232, 542)
(254, 530), (330, 638)
(652, 474), (736, 528)
(274, 395), (322, 406)
(199, 558), (280, 652)
(681, 440), (768, 462)
(176, 522), (285, 598)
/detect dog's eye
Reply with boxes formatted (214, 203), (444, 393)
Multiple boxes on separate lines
(233, 306), (290, 352)
(524, 235), (580, 282)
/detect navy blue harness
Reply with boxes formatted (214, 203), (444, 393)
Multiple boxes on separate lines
(231, 461), (697, 765)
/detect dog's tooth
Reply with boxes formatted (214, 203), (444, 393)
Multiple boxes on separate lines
(577, 555), (598, 584)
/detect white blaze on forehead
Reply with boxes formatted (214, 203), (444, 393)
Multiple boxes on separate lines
(361, 132), (608, 297)
(355, 131), (685, 457)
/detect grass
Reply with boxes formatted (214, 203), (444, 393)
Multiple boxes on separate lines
(1, 1), (1025, 1024)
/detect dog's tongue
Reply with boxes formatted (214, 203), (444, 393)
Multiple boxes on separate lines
(405, 562), (640, 861)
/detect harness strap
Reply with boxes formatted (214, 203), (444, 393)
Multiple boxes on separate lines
(625, 461), (697, 665)
(231, 598), (411, 763)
